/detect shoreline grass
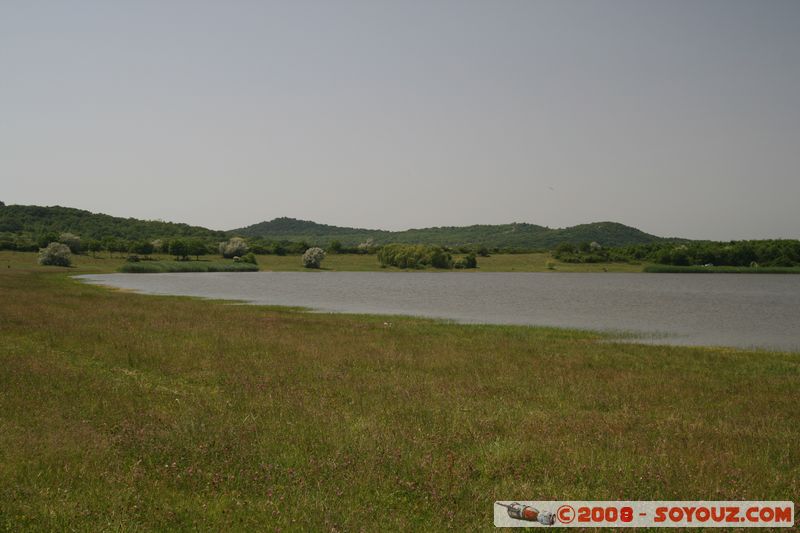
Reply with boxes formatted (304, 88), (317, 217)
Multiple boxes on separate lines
(644, 264), (800, 274)
(0, 260), (798, 530)
(118, 260), (258, 273)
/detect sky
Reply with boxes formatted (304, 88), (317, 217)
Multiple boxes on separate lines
(2, 1), (799, 240)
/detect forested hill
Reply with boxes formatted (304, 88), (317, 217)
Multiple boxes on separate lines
(0, 204), (225, 241)
(0, 203), (664, 250)
(234, 217), (663, 248)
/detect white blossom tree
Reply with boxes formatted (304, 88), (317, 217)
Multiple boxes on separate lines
(302, 247), (325, 268)
(38, 242), (72, 266)
(219, 237), (249, 258)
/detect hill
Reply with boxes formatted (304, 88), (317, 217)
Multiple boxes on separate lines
(0, 203), (664, 251)
(0, 204), (225, 242)
(234, 218), (663, 249)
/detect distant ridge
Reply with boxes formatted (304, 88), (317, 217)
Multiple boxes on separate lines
(233, 217), (663, 248)
(0, 204), (225, 241)
(0, 203), (665, 249)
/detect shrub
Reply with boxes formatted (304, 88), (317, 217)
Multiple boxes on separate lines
(126, 255), (140, 263)
(219, 237), (248, 258)
(38, 242), (72, 267)
(377, 244), (453, 269)
(302, 247), (326, 268)
(455, 253), (477, 269)
(240, 252), (258, 265)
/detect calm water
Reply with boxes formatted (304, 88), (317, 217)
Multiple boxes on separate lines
(77, 272), (800, 351)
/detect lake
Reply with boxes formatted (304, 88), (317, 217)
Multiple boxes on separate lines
(77, 272), (800, 351)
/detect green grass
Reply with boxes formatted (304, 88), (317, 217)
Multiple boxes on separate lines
(118, 260), (258, 273)
(0, 255), (798, 530)
(644, 264), (800, 274)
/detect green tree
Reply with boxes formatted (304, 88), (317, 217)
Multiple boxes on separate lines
(169, 239), (189, 261)
(187, 239), (208, 260)
(86, 239), (102, 258)
(328, 240), (343, 254)
(132, 240), (155, 257)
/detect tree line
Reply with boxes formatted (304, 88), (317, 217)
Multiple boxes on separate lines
(555, 239), (800, 267)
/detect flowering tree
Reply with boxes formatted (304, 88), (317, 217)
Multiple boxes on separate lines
(302, 247), (325, 268)
(219, 237), (248, 258)
(38, 242), (72, 266)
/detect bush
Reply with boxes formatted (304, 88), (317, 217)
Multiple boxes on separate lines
(454, 253), (478, 269)
(219, 237), (248, 258)
(302, 247), (326, 268)
(240, 252), (258, 265)
(38, 242), (72, 267)
(377, 244), (453, 269)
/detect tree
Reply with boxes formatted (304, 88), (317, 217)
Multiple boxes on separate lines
(555, 242), (576, 255)
(187, 239), (208, 260)
(302, 247), (326, 268)
(58, 233), (82, 254)
(38, 242), (72, 266)
(219, 237), (248, 258)
(169, 239), (189, 260)
(101, 237), (118, 258)
(38, 232), (59, 249)
(273, 242), (287, 256)
(328, 240), (343, 254)
(86, 239), (103, 258)
(132, 240), (155, 257)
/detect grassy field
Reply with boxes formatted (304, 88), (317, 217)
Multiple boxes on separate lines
(0, 254), (798, 530)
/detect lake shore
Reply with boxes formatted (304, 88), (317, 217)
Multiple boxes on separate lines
(1, 261), (799, 530)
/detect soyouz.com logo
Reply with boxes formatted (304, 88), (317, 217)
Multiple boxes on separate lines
(493, 501), (795, 528)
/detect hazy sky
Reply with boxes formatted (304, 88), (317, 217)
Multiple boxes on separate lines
(2, 1), (799, 239)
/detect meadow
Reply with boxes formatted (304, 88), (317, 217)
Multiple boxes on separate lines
(0, 252), (798, 530)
